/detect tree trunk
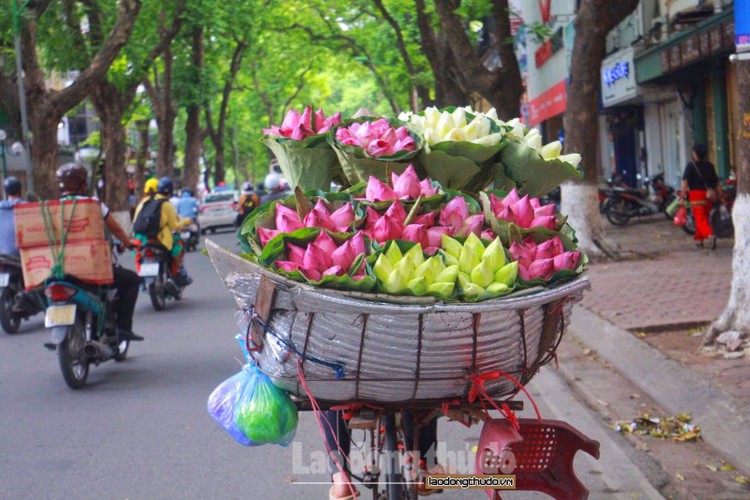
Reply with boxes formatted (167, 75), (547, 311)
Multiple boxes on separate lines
(92, 82), (130, 212)
(432, 0), (522, 117)
(20, 0), (142, 200)
(29, 104), (62, 198)
(414, 0), (466, 108)
(213, 136), (226, 186)
(183, 26), (204, 193)
(561, 0), (639, 258)
(156, 48), (177, 179)
(135, 119), (149, 197)
(705, 59), (750, 343)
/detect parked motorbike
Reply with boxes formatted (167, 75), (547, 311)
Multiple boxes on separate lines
(43, 275), (129, 389)
(180, 222), (200, 252)
(136, 242), (186, 311)
(602, 173), (677, 226)
(0, 254), (46, 334)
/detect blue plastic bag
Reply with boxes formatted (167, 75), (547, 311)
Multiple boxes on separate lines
(207, 365), (255, 446)
(207, 363), (298, 447)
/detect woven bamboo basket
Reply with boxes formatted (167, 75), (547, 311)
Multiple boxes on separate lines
(207, 239), (589, 407)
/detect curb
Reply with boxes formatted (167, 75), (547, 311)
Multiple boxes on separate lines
(568, 305), (750, 476)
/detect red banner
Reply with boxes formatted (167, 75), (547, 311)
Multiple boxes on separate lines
(527, 80), (567, 126)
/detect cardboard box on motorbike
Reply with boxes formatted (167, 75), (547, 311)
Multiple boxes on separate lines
(14, 200), (113, 290)
(14, 199), (105, 249)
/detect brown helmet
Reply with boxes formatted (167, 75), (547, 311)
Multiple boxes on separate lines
(56, 162), (88, 194)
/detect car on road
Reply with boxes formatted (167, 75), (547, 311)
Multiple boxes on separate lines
(197, 191), (238, 234)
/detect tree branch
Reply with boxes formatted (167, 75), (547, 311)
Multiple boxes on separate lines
(50, 0), (142, 112)
(281, 61), (314, 113)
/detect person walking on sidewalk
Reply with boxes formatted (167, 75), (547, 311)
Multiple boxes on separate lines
(681, 143), (719, 249)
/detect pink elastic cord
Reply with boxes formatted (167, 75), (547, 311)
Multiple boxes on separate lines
(297, 362), (357, 499)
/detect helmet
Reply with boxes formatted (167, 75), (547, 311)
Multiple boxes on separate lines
(264, 173), (280, 191)
(56, 163), (88, 194)
(157, 176), (174, 196)
(241, 182), (253, 194)
(144, 178), (159, 195)
(181, 187), (192, 197)
(3, 176), (21, 196)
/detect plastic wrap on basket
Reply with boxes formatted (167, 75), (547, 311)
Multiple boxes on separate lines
(208, 239), (589, 405)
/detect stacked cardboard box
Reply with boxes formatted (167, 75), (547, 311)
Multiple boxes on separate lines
(14, 199), (113, 289)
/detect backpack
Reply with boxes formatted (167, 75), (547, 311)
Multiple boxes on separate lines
(133, 197), (166, 238)
(239, 194), (259, 218)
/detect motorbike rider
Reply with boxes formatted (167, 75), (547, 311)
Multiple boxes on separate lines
(0, 177), (24, 256)
(143, 177), (159, 200)
(133, 176), (193, 286)
(177, 188), (200, 222)
(235, 182), (259, 228)
(260, 173), (288, 204)
(55, 163), (143, 342)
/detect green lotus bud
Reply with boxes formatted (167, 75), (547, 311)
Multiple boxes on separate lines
(464, 232), (485, 257)
(373, 254), (394, 283)
(482, 237), (506, 272)
(440, 251), (459, 267)
(427, 256), (445, 277)
(385, 243), (403, 265)
(403, 243), (425, 269)
(385, 265), (409, 293)
(407, 277), (428, 296)
(494, 261), (518, 286)
(441, 234), (463, 259)
(435, 264), (459, 284)
(461, 282), (485, 299)
(458, 244), (480, 275)
(470, 258), (495, 288)
(486, 282), (510, 294)
(428, 282), (455, 297)
(413, 259), (436, 285)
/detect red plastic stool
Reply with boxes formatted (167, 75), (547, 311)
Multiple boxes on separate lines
(475, 418), (600, 499)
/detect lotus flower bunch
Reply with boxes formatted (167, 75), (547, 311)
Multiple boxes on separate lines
(509, 237), (580, 281)
(258, 202), (354, 246)
(373, 243), (458, 297)
(487, 189), (557, 230)
(274, 231), (367, 282)
(335, 118), (416, 157)
(262, 106), (342, 140)
(364, 165), (438, 202)
(441, 233), (518, 299)
(398, 106), (503, 147)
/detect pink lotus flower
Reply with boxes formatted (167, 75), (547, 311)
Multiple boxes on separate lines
(488, 189), (556, 230)
(362, 201), (410, 244)
(509, 237), (580, 281)
(438, 196), (484, 238)
(263, 106), (342, 139)
(335, 118), (415, 157)
(363, 166), (438, 202)
(480, 228), (496, 241)
(275, 231), (367, 281)
(302, 200), (354, 233)
(390, 165), (439, 200)
(275, 204), (305, 233)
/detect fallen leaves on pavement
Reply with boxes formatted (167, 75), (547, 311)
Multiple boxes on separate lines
(613, 412), (701, 441)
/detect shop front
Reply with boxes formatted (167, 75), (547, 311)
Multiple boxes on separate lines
(635, 8), (736, 182)
(600, 47), (644, 187)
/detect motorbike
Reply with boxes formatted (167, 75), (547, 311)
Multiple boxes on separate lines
(180, 222), (200, 252)
(602, 173), (677, 226)
(0, 254), (46, 334)
(43, 275), (129, 389)
(136, 241), (186, 311)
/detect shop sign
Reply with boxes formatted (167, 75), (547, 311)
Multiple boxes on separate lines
(681, 34), (701, 64)
(601, 48), (638, 107)
(527, 79), (566, 126)
(738, 0), (750, 50)
(659, 20), (734, 73)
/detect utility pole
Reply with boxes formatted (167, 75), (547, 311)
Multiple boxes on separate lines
(12, 0), (34, 194)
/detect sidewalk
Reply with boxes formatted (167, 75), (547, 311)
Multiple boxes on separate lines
(571, 215), (750, 474)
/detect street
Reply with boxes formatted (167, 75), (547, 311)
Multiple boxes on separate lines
(1, 230), (662, 500)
